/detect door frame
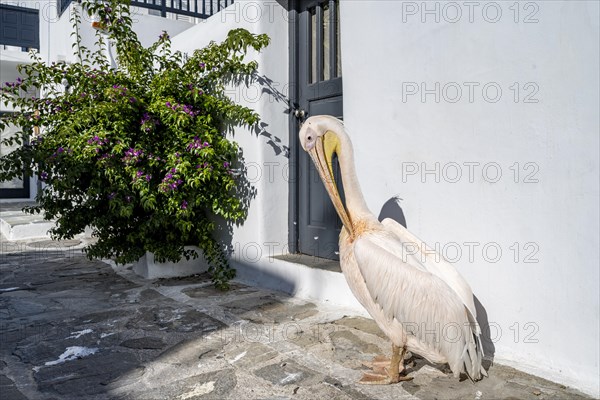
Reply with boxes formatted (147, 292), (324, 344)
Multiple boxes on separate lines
(288, 0), (300, 254)
(288, 0), (343, 256)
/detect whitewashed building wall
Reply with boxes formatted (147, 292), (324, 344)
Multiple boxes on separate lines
(1, 0), (597, 395)
(338, 1), (599, 395)
(174, 0), (599, 395)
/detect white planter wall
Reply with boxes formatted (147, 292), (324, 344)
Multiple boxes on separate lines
(132, 248), (209, 279)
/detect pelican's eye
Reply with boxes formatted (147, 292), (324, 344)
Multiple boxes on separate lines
(303, 127), (320, 151)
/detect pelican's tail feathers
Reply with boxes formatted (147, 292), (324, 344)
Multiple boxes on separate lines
(460, 309), (486, 381)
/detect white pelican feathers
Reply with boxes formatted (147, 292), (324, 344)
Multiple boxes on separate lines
(299, 115), (486, 384)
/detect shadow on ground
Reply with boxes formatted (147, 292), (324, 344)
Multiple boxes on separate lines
(0, 246), (592, 400)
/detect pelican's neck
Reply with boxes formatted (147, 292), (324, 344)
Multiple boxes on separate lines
(335, 129), (376, 224)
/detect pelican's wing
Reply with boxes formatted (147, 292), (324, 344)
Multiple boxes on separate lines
(381, 218), (479, 330)
(353, 233), (486, 380)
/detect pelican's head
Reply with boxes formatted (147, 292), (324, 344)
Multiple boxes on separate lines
(299, 115), (353, 234)
(299, 115), (344, 151)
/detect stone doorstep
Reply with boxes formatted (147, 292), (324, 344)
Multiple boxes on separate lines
(231, 256), (368, 316)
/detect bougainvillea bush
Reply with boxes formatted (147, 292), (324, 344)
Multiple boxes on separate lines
(0, 0), (269, 288)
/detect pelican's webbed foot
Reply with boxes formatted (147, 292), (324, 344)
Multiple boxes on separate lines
(358, 371), (413, 385)
(358, 344), (413, 385)
(361, 355), (390, 374)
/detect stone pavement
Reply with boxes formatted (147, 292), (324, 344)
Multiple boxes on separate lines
(0, 236), (594, 400)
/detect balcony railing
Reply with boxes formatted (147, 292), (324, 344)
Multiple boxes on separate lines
(58, 0), (234, 19)
(132, 0), (233, 18)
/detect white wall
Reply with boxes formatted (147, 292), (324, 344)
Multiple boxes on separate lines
(51, 2), (194, 64)
(340, 1), (599, 396)
(170, 0), (290, 260)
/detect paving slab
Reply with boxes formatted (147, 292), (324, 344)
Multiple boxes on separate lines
(0, 234), (596, 400)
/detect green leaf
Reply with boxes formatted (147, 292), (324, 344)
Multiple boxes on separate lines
(0, 0), (269, 289)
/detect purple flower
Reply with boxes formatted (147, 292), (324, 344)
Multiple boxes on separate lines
(166, 101), (171, 108)
(199, 62), (205, 68)
(122, 148), (144, 164)
(57, 147), (64, 153)
(108, 192), (116, 200)
(40, 171), (48, 181)
(181, 200), (188, 210)
(223, 161), (230, 168)
(88, 135), (102, 145)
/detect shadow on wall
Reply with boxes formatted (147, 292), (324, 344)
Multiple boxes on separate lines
(212, 146), (257, 261)
(377, 196), (407, 228)
(252, 73), (291, 158)
(377, 195), (496, 370)
(213, 71), (291, 252)
(475, 295), (496, 369)
(227, 71), (291, 159)
(231, 258), (297, 295)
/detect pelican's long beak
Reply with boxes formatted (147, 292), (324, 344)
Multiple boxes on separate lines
(308, 131), (354, 235)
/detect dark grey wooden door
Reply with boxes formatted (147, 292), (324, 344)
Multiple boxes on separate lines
(295, 0), (343, 260)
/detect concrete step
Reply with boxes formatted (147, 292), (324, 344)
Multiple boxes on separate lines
(0, 202), (55, 240)
(231, 255), (366, 315)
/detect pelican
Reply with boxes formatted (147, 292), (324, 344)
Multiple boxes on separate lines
(299, 115), (486, 384)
